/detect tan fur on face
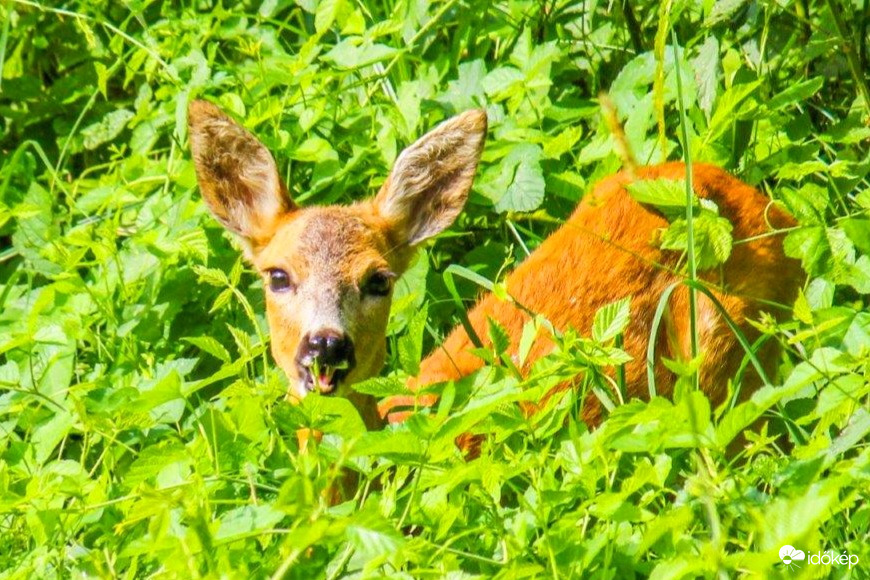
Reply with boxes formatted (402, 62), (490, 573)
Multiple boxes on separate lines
(188, 100), (488, 427)
(254, 206), (400, 398)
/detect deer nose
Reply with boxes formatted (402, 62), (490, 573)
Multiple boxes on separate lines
(299, 330), (354, 368)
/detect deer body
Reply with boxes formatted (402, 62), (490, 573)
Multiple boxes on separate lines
(188, 103), (802, 434)
(400, 162), (802, 425)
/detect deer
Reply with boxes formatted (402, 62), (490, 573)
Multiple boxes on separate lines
(187, 100), (803, 447)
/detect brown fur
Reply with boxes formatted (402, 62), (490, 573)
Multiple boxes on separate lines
(188, 102), (487, 431)
(187, 101), (802, 458)
(380, 163), (803, 430)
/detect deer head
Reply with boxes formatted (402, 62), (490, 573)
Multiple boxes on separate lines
(188, 101), (487, 403)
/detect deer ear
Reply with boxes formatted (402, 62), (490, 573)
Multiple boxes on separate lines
(188, 100), (295, 252)
(374, 109), (487, 246)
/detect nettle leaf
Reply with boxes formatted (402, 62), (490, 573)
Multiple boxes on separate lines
(487, 317), (511, 355)
(659, 209), (734, 270)
(32, 410), (74, 466)
(497, 158), (545, 213)
(351, 376), (410, 397)
(292, 135), (338, 162)
(440, 59), (487, 111)
(706, 0), (751, 24)
(843, 312), (870, 356)
(346, 511), (405, 561)
(779, 183), (829, 224)
(593, 297), (631, 343)
(11, 182), (62, 275)
(692, 36), (719, 118)
(626, 178), (689, 217)
(543, 125), (583, 159)
(841, 218), (870, 255)
(388, 252), (429, 335)
(784, 226), (834, 276)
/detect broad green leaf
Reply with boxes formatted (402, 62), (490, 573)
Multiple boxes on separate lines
(323, 39), (398, 69)
(123, 442), (188, 489)
(315, 0), (343, 33)
(183, 336), (231, 363)
(592, 297), (631, 343)
(215, 505), (285, 541)
(626, 178), (688, 211)
(703, 81), (760, 145)
(692, 36), (719, 118)
(767, 76), (824, 111)
(82, 109), (134, 150)
(495, 157), (545, 213)
(32, 410), (73, 466)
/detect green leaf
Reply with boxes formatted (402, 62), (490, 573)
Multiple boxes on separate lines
(398, 304), (427, 376)
(784, 226), (831, 276)
(659, 209), (734, 269)
(481, 66), (524, 99)
(123, 441), (188, 489)
(626, 178), (689, 214)
(843, 312), (870, 356)
(183, 336), (231, 363)
(388, 252), (429, 335)
(323, 38), (397, 69)
(351, 376), (410, 397)
(496, 157), (545, 213)
(32, 410), (73, 466)
(592, 297), (631, 343)
(315, 0), (343, 33)
(706, 0), (751, 25)
(692, 36), (719, 118)
(82, 109), (134, 150)
(703, 81), (760, 145)
(346, 513), (405, 561)
(487, 317), (510, 355)
(215, 505), (285, 541)
(767, 76), (824, 111)
(841, 218), (870, 255)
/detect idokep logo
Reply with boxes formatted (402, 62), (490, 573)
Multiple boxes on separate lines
(779, 545), (859, 571)
(779, 546), (805, 570)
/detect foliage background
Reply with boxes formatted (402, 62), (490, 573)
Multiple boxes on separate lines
(1, 0), (870, 577)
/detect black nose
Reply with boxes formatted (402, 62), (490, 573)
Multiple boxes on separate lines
(299, 330), (354, 368)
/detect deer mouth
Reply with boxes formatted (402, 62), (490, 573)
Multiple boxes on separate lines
(299, 362), (350, 395)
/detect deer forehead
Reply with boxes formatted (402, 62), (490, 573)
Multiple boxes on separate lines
(254, 206), (393, 282)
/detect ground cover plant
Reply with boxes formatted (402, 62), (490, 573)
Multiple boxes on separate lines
(1, 0), (870, 577)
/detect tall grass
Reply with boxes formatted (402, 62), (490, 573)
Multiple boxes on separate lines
(1, 0), (869, 578)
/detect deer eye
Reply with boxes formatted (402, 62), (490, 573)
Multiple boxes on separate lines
(362, 271), (393, 297)
(267, 269), (295, 293)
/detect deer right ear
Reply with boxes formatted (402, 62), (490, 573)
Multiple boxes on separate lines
(188, 100), (295, 253)
(374, 109), (487, 247)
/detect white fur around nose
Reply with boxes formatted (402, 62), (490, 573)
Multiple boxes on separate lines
(296, 281), (347, 352)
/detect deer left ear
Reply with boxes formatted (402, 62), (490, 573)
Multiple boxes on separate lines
(374, 109), (487, 246)
(188, 100), (296, 254)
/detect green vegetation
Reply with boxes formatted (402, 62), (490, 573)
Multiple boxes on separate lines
(2, 0), (870, 577)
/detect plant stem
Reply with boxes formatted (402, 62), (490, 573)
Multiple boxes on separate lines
(671, 30), (699, 390)
(618, 0), (645, 53)
(824, 0), (870, 119)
